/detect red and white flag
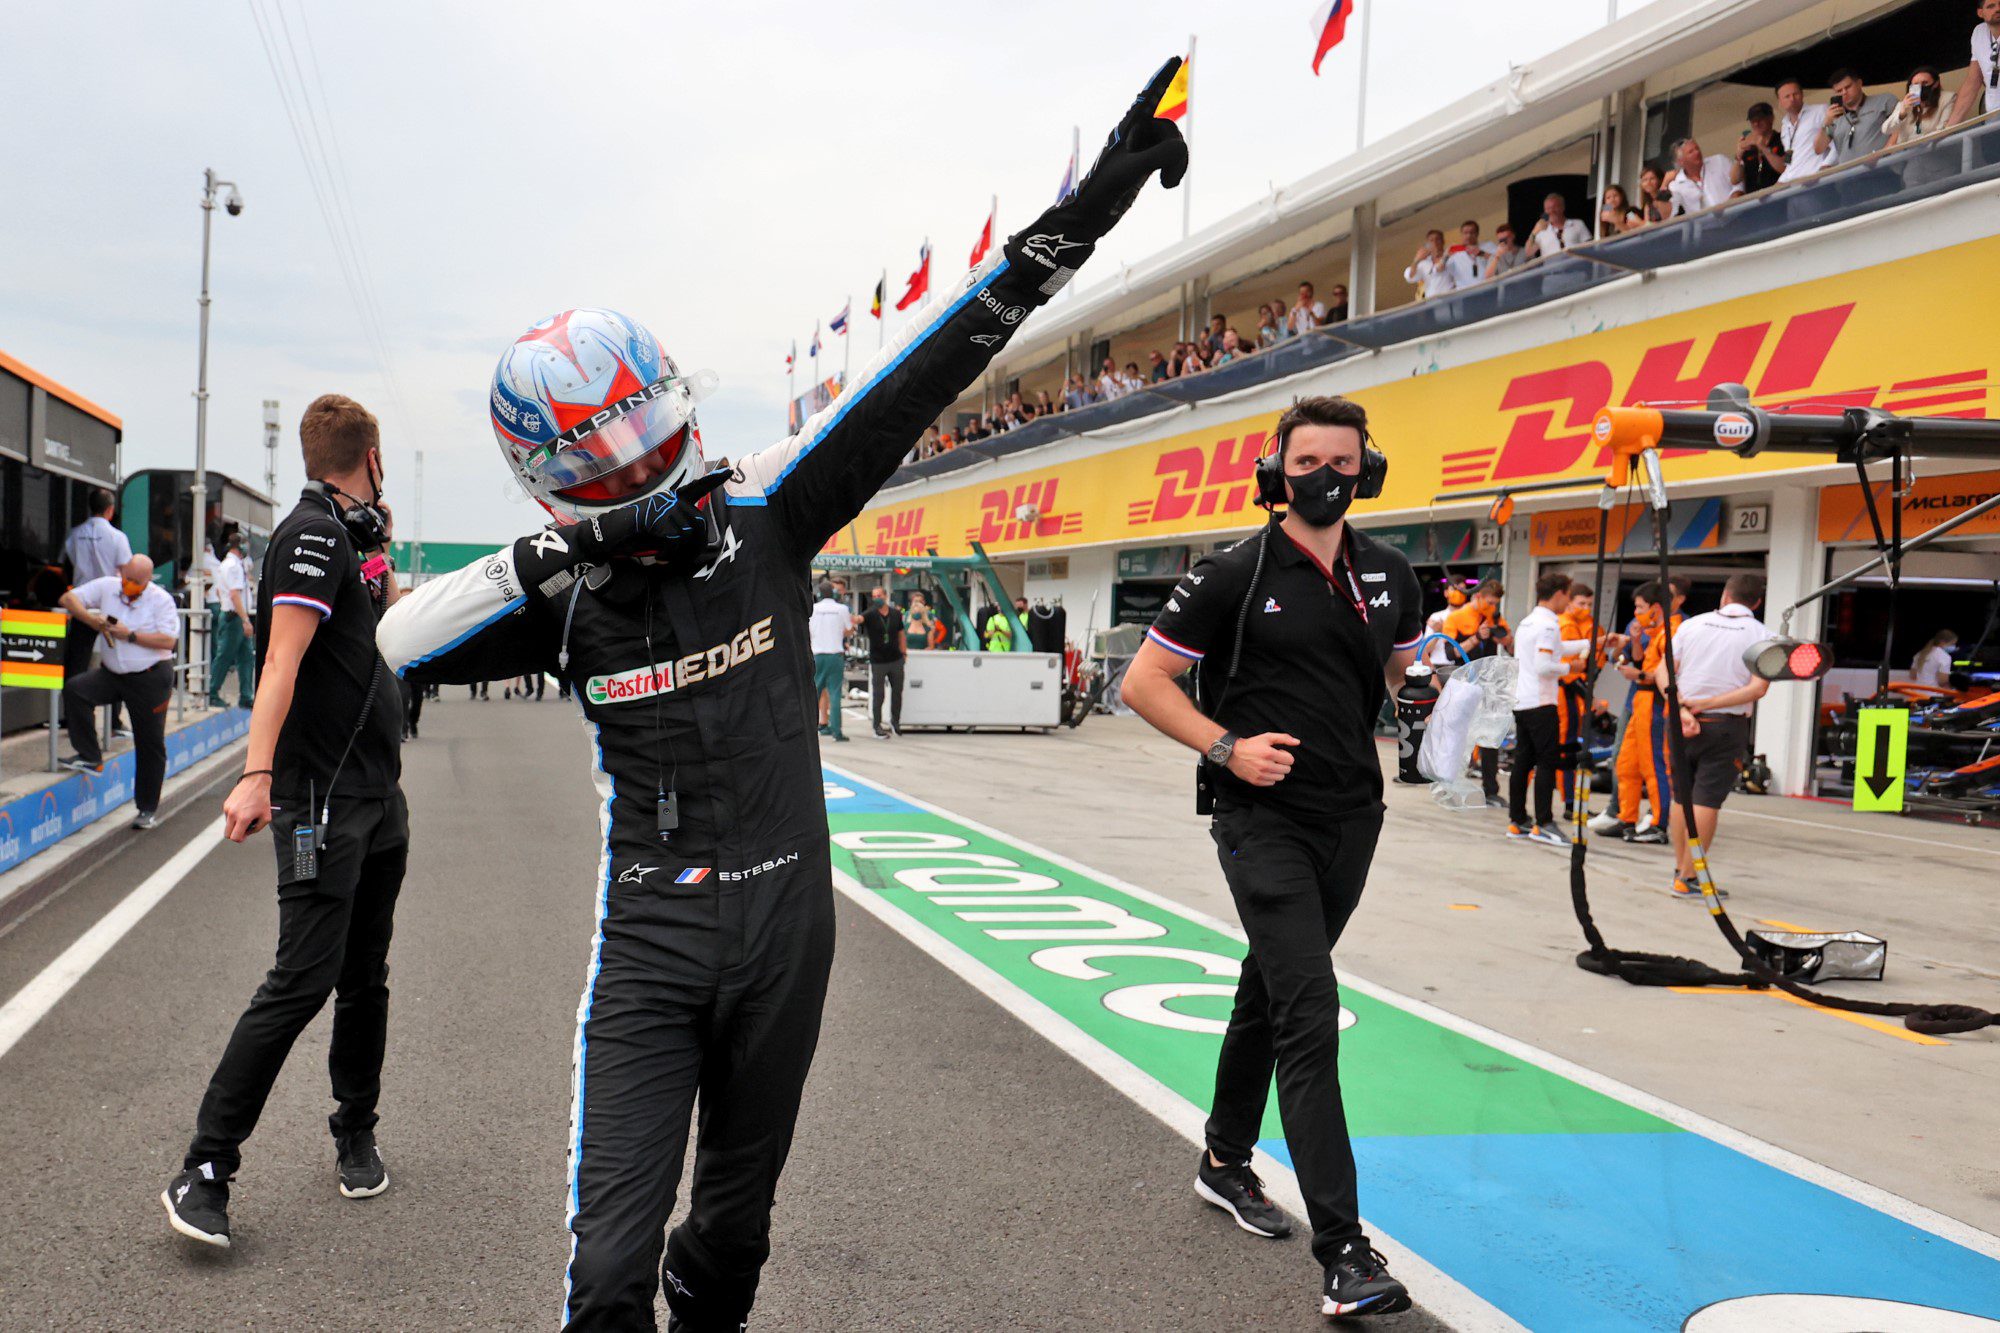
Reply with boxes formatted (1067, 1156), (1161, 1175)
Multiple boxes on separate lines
(895, 240), (932, 312)
(968, 202), (995, 268)
(1311, 0), (1354, 75)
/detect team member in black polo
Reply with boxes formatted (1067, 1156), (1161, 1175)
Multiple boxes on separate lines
(162, 393), (406, 1249)
(1124, 395), (1421, 1321)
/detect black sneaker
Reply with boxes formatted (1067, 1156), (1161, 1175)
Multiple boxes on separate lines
(1322, 1241), (1410, 1317)
(1623, 824), (1670, 845)
(1194, 1152), (1292, 1238)
(336, 1131), (389, 1199)
(162, 1164), (231, 1247)
(59, 755), (103, 774)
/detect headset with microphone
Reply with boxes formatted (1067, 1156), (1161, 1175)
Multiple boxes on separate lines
(303, 479), (392, 551)
(1252, 419), (1389, 509)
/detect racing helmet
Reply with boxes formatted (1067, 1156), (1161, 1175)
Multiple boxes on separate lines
(489, 307), (717, 522)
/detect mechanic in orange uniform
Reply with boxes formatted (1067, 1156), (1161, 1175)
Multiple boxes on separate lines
(1598, 578), (1683, 843)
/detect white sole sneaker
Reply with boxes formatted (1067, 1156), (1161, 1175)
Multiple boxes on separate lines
(338, 1170), (389, 1200)
(1193, 1176), (1287, 1238)
(160, 1189), (230, 1247)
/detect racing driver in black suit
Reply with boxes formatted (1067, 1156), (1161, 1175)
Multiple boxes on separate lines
(377, 62), (1186, 1333)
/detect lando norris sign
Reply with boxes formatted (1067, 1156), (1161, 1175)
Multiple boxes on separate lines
(820, 764), (2000, 1332)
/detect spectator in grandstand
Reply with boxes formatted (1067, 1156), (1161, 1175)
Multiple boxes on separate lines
(918, 425), (943, 459)
(1445, 220), (1495, 288)
(1946, 0), (2000, 128)
(1288, 281), (1328, 334)
(1034, 388), (1057, 417)
(1775, 77), (1834, 182)
(1483, 223), (1533, 278)
(1635, 165), (1674, 223)
(1664, 137), (1744, 216)
(1064, 373), (1094, 410)
(1257, 306), (1285, 349)
(1597, 184), (1641, 236)
(1911, 628), (1958, 687)
(1204, 313), (1228, 359)
(1122, 361), (1146, 392)
(1527, 192), (1592, 256)
(1096, 356), (1127, 401)
(1738, 103), (1787, 193)
(1403, 229), (1454, 300)
(1886, 67), (1949, 145)
(1147, 350), (1169, 382)
(1215, 330), (1245, 365)
(1326, 284), (1350, 324)
(1815, 67), (1897, 163)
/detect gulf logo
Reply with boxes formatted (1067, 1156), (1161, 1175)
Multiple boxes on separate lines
(1713, 412), (1756, 448)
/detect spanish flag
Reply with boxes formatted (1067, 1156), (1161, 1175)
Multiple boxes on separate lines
(1154, 51), (1191, 122)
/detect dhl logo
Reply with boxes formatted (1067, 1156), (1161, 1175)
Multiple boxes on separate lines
(966, 479), (1081, 545)
(1128, 431), (1269, 526)
(1442, 302), (1989, 487)
(868, 507), (936, 556)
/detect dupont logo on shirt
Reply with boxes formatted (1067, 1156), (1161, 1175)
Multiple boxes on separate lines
(584, 616), (777, 705)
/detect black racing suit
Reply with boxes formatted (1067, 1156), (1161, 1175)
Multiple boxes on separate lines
(376, 204), (1134, 1332)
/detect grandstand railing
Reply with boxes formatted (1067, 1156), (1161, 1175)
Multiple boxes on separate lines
(887, 109), (2000, 490)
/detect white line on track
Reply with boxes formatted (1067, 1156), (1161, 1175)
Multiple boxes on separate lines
(824, 761), (2000, 1267)
(1728, 804), (2000, 856)
(0, 819), (227, 1063)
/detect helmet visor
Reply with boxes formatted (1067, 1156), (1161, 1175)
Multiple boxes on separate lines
(527, 375), (697, 494)
(556, 424), (698, 504)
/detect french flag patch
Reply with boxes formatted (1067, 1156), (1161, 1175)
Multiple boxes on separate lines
(675, 868), (710, 884)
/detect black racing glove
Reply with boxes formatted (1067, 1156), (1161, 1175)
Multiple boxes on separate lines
(1003, 57), (1189, 297)
(513, 467), (730, 592)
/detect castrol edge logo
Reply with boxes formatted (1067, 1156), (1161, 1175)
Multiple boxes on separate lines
(586, 616), (776, 705)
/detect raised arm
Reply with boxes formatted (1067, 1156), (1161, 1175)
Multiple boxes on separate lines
(728, 58), (1189, 559)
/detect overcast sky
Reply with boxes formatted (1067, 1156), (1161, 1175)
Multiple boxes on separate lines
(6, 0), (1631, 542)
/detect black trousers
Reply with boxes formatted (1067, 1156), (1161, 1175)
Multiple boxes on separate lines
(63, 662), (171, 813)
(563, 867), (835, 1332)
(1509, 703), (1561, 827)
(1207, 801), (1382, 1266)
(60, 623), (122, 730)
(399, 676), (424, 736)
(869, 659), (904, 731)
(186, 792), (409, 1174)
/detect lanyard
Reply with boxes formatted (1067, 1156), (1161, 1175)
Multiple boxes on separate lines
(1328, 539), (1370, 626)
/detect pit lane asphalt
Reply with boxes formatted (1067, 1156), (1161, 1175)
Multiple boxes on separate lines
(0, 696), (1448, 1331)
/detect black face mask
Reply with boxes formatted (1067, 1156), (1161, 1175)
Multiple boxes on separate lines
(1285, 465), (1358, 528)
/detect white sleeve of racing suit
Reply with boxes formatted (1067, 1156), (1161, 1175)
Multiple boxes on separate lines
(376, 543), (542, 681)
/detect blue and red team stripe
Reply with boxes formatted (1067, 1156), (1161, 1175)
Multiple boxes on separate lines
(675, 868), (710, 884)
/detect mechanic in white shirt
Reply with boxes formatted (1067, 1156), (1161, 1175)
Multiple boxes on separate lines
(1775, 78), (1835, 183)
(57, 556), (183, 829)
(1444, 220), (1497, 289)
(1526, 193), (1592, 257)
(209, 529), (256, 709)
(1663, 136), (1743, 216)
(808, 578), (854, 742)
(1947, 1), (2000, 127)
(1654, 572), (1771, 899)
(1402, 230), (1455, 300)
(1507, 572), (1592, 845)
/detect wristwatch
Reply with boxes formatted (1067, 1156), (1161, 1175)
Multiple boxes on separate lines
(1205, 731), (1237, 766)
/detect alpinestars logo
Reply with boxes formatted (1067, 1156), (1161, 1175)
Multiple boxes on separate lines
(617, 865), (658, 884)
(1022, 232), (1083, 267)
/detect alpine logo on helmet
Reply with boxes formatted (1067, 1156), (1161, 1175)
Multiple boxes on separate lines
(489, 307), (717, 522)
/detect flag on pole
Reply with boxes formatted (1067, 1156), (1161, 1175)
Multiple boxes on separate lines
(785, 341), (795, 371)
(1154, 50), (1192, 121)
(1056, 135), (1078, 203)
(870, 275), (884, 319)
(968, 201), (995, 268)
(830, 301), (850, 336)
(1311, 0), (1354, 75)
(894, 240), (931, 311)
(808, 324), (821, 358)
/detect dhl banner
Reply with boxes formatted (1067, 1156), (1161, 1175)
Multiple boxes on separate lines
(1818, 468), (2000, 543)
(839, 235), (1998, 559)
